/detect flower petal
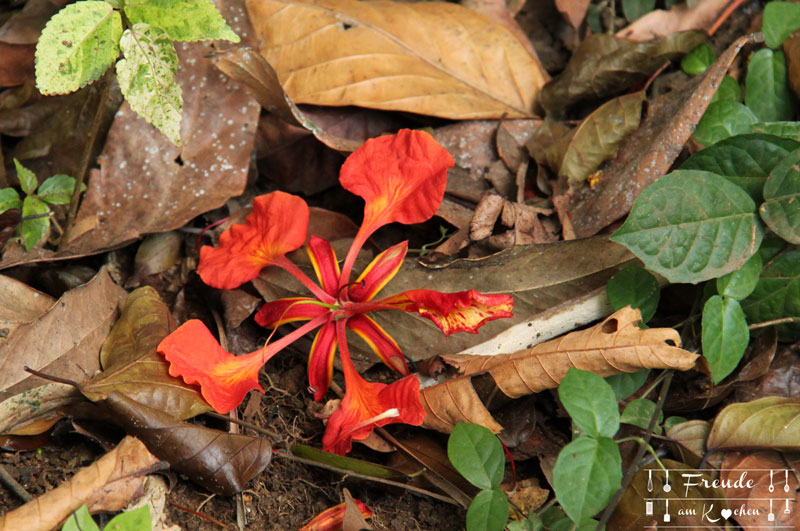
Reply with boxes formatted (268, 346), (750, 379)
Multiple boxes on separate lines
(322, 320), (424, 455)
(349, 241), (407, 302)
(308, 319), (338, 401)
(377, 289), (514, 337)
(346, 314), (408, 375)
(157, 319), (266, 413)
(198, 192), (309, 289)
(299, 498), (373, 531)
(307, 235), (341, 297)
(254, 297), (329, 328)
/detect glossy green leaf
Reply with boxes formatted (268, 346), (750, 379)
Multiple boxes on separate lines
(605, 370), (650, 401)
(558, 368), (619, 439)
(692, 101), (758, 146)
(606, 264), (659, 322)
(13, 158), (37, 196)
(745, 49), (797, 122)
(680, 133), (799, 200)
(21, 196), (49, 251)
(0, 188), (22, 214)
(742, 247), (800, 338)
(620, 398), (663, 433)
(35, 1), (122, 95)
(116, 24), (182, 146)
(622, 0), (656, 22)
(762, 1), (800, 49)
(611, 170), (763, 284)
(552, 436), (621, 523)
(124, 0), (240, 42)
(681, 43), (715, 75)
(105, 506), (151, 530)
(448, 423), (505, 490)
(716, 252), (762, 300)
(61, 505), (100, 531)
(752, 121), (800, 140)
(708, 397), (800, 450)
(37, 174), (78, 205)
(702, 295), (749, 384)
(466, 488), (509, 531)
(710, 75), (740, 104)
(761, 147), (800, 243)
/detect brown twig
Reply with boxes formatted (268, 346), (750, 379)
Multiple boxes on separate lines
(203, 411), (281, 441)
(708, 0), (748, 36)
(749, 317), (800, 330)
(0, 463), (33, 503)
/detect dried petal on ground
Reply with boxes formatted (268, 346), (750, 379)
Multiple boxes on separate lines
(0, 267), (125, 396)
(0, 436), (162, 531)
(247, 0), (546, 119)
(563, 33), (761, 238)
(616, 0), (730, 41)
(102, 391), (271, 496)
(420, 307), (697, 433)
(0, 274), (53, 340)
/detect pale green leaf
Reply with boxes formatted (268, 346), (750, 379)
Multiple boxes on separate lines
(124, 0), (240, 42)
(762, 1), (800, 49)
(0, 188), (21, 213)
(35, 1), (122, 95)
(752, 121), (800, 140)
(558, 368), (619, 439)
(681, 43), (715, 75)
(742, 247), (800, 338)
(710, 75), (740, 104)
(620, 398), (663, 433)
(448, 423), (505, 490)
(38, 174), (78, 205)
(104, 506), (151, 530)
(760, 146), (800, 243)
(606, 264), (659, 322)
(611, 170), (763, 284)
(745, 49), (797, 122)
(21, 196), (50, 251)
(116, 24), (182, 146)
(466, 488), (509, 531)
(716, 252), (762, 300)
(622, 0), (655, 22)
(13, 158), (37, 196)
(702, 295), (749, 384)
(692, 101), (758, 146)
(61, 505), (100, 531)
(605, 370), (650, 401)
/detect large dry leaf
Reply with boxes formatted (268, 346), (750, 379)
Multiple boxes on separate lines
(247, 0), (546, 119)
(0, 436), (162, 531)
(0, 0), (260, 269)
(82, 287), (212, 420)
(419, 307), (698, 433)
(0, 267), (126, 398)
(0, 274), (54, 341)
(707, 397), (800, 451)
(563, 33), (762, 238)
(102, 391), (271, 496)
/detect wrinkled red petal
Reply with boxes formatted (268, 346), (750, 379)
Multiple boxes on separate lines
(346, 314), (408, 375)
(348, 241), (407, 302)
(254, 297), (329, 329)
(157, 320), (266, 413)
(377, 289), (514, 337)
(308, 319), (338, 401)
(299, 498), (373, 531)
(198, 192), (309, 289)
(307, 236), (341, 297)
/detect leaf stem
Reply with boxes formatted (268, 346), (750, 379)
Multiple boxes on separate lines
(748, 317), (800, 330)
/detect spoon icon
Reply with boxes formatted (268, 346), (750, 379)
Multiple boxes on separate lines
(663, 470), (672, 493)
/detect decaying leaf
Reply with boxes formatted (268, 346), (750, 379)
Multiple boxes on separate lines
(707, 397), (800, 451)
(0, 273), (53, 341)
(0, 436), (162, 531)
(0, 382), (78, 435)
(247, 0), (546, 119)
(666, 420), (710, 469)
(616, 0), (730, 41)
(420, 307), (698, 433)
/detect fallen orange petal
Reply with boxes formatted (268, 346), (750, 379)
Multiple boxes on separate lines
(299, 498), (373, 531)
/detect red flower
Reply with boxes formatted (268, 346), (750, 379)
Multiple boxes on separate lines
(157, 129), (514, 454)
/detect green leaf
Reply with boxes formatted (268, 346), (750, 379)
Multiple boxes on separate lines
(610, 170), (763, 284)
(605, 370), (650, 401)
(0, 188), (21, 213)
(763, 1), (800, 49)
(35, 1), (122, 95)
(61, 505), (100, 531)
(104, 505), (151, 530)
(680, 133), (799, 201)
(606, 264), (660, 322)
(745, 49), (797, 122)
(507, 517), (538, 531)
(124, 0), (240, 42)
(761, 147), (800, 243)
(552, 436), (621, 523)
(620, 398), (663, 433)
(742, 247), (800, 338)
(558, 368), (619, 439)
(752, 121), (800, 140)
(37, 174), (78, 205)
(466, 488), (509, 531)
(289, 445), (401, 480)
(116, 24), (182, 146)
(710, 75), (740, 104)
(663, 416), (688, 430)
(681, 43), (715, 75)
(21, 196), (50, 251)
(717, 252), (762, 300)
(692, 101), (758, 146)
(13, 158), (38, 196)
(702, 295), (749, 384)
(622, 0), (656, 22)
(448, 423), (505, 490)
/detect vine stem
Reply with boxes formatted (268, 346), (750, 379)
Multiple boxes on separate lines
(749, 317), (800, 330)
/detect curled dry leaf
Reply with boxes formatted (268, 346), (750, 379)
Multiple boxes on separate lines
(0, 436), (162, 531)
(82, 286), (212, 420)
(616, 0), (730, 41)
(707, 397), (800, 452)
(101, 391), (271, 496)
(247, 0), (546, 119)
(419, 307), (698, 433)
(0, 383), (77, 435)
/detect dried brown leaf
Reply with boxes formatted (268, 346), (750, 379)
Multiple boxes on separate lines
(460, 0), (545, 68)
(420, 307), (698, 433)
(666, 420), (710, 469)
(0, 274), (53, 341)
(616, 0), (729, 41)
(0, 44), (34, 88)
(0, 436), (162, 531)
(247, 0), (546, 119)
(708, 397), (800, 451)
(555, 0), (590, 29)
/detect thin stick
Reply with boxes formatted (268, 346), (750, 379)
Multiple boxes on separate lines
(0, 463), (33, 503)
(203, 411), (281, 443)
(708, 0), (748, 36)
(749, 317), (800, 330)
